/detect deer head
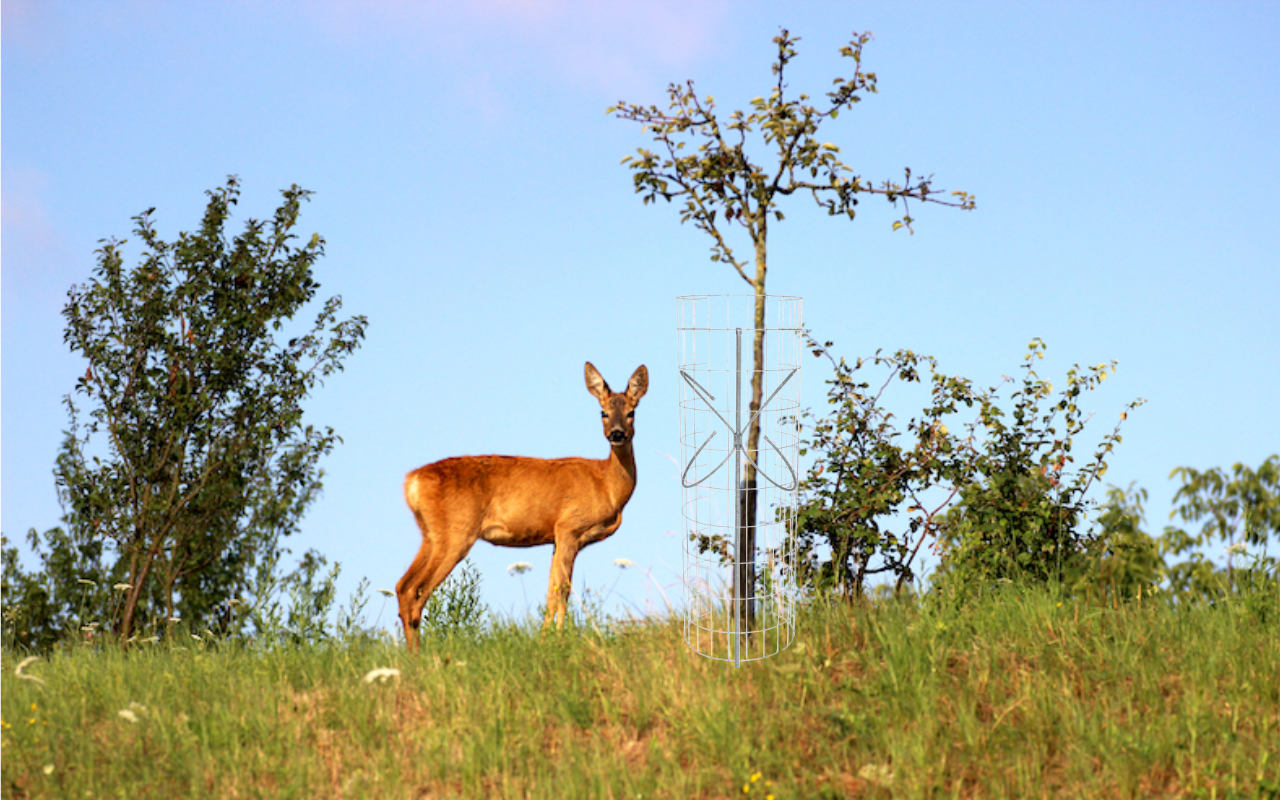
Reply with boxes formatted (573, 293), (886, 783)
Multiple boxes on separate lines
(585, 362), (648, 446)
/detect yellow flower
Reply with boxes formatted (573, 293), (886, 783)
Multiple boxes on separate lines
(751, 772), (762, 783)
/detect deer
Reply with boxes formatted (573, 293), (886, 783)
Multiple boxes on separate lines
(396, 362), (648, 651)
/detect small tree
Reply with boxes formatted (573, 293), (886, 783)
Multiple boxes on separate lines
(2, 527), (119, 650)
(794, 337), (1141, 599)
(1080, 484), (1165, 604)
(793, 338), (978, 598)
(1160, 455), (1280, 597)
(45, 176), (366, 642)
(611, 29), (975, 619)
(936, 340), (1143, 590)
(1085, 457), (1279, 605)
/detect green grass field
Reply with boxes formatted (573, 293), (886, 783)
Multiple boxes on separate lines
(3, 588), (1278, 799)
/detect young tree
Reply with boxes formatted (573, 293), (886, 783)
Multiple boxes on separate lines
(1081, 484), (1165, 604)
(611, 30), (975, 618)
(1168, 456), (1280, 550)
(51, 177), (367, 641)
(935, 340), (1142, 591)
(1084, 456), (1279, 604)
(794, 338), (1142, 599)
(1160, 455), (1280, 596)
(793, 339), (978, 599)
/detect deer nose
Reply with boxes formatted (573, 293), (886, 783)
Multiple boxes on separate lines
(609, 429), (627, 444)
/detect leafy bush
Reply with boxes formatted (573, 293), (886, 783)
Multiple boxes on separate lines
(51, 177), (366, 641)
(935, 340), (1141, 591)
(791, 341), (976, 598)
(2, 528), (122, 652)
(1085, 456), (1280, 605)
(792, 336), (1141, 600)
(1074, 484), (1164, 603)
(243, 548), (380, 645)
(419, 560), (489, 636)
(1163, 455), (1279, 598)
(2, 534), (380, 651)
(2, 178), (366, 649)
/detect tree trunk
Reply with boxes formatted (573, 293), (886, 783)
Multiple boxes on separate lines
(737, 240), (768, 629)
(119, 525), (164, 644)
(120, 557), (151, 643)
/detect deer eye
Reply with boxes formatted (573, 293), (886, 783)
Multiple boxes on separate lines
(601, 411), (608, 419)
(626, 411), (635, 419)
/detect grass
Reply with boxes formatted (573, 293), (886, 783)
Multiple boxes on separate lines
(3, 587), (1279, 799)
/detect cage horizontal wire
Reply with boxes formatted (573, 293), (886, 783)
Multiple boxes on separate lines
(678, 294), (802, 666)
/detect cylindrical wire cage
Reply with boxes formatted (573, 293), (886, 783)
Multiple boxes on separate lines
(678, 294), (802, 666)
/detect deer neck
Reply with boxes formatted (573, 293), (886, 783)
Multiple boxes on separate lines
(603, 440), (638, 504)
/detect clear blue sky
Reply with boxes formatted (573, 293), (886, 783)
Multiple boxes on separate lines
(4, 2), (1278, 628)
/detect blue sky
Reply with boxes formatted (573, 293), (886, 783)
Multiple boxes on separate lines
(4, 1), (1278, 629)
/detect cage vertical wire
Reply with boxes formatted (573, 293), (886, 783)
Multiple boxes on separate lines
(678, 295), (802, 666)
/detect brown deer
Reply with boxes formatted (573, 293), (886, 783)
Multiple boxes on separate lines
(397, 362), (648, 651)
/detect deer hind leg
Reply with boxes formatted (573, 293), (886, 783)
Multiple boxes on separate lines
(396, 536), (435, 652)
(408, 534), (476, 636)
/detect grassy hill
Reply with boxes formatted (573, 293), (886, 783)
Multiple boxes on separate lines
(3, 587), (1278, 798)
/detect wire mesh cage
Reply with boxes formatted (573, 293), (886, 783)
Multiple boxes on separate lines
(678, 294), (802, 666)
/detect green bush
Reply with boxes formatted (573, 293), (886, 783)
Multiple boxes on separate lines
(793, 336), (1141, 600)
(419, 560), (489, 636)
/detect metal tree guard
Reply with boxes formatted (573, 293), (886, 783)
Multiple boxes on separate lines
(678, 295), (802, 666)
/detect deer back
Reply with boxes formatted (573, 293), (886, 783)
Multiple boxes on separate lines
(404, 453), (632, 548)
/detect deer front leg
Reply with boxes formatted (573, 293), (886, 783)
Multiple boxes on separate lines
(544, 533), (581, 629)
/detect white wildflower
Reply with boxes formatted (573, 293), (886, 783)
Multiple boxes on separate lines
(858, 763), (894, 784)
(42, 764), (54, 775)
(113, 583), (132, 592)
(507, 561), (533, 576)
(76, 578), (96, 587)
(361, 667), (401, 685)
(14, 656), (46, 686)
(613, 558), (635, 569)
(117, 709), (140, 724)
(1226, 542), (1248, 557)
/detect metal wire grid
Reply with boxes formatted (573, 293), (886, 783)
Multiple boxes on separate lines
(678, 295), (802, 666)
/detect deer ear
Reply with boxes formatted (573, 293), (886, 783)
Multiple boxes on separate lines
(584, 362), (610, 401)
(627, 365), (649, 402)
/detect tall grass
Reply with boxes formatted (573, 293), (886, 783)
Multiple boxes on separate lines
(3, 586), (1278, 799)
